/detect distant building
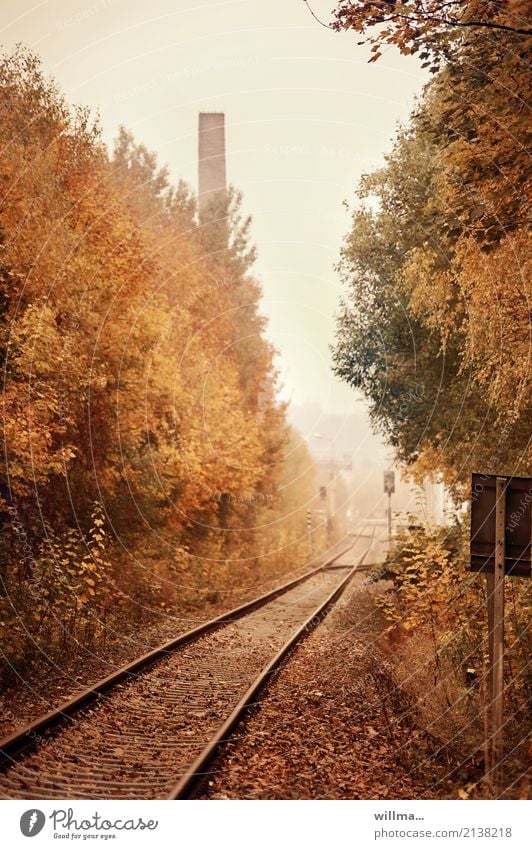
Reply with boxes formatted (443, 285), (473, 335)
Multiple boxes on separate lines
(420, 477), (453, 526)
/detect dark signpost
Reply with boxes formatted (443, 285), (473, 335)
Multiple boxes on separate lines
(470, 473), (532, 791)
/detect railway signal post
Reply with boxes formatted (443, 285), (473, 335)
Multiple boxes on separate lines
(306, 508), (313, 556)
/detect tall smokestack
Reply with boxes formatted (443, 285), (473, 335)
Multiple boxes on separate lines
(198, 112), (226, 215)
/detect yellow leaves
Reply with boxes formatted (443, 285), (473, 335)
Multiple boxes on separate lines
(381, 521), (474, 637)
(453, 230), (531, 412)
(457, 782), (476, 800)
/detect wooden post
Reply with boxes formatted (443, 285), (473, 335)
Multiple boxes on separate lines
(490, 476), (506, 791)
(484, 571), (495, 775)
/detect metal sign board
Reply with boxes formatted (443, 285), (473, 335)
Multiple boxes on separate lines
(470, 473), (531, 577)
(383, 470), (395, 495)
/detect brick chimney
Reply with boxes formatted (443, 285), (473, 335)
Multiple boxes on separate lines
(198, 112), (226, 215)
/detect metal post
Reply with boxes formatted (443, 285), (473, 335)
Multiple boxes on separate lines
(306, 509), (313, 556)
(313, 434), (334, 536)
(490, 477), (506, 791)
(383, 471), (394, 548)
(329, 444), (335, 529)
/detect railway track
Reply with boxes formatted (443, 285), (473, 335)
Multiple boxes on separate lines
(0, 532), (373, 800)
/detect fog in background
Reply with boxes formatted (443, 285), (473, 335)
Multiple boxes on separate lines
(1, 0), (429, 516)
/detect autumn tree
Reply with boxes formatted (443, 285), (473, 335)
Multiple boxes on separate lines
(332, 1), (531, 67)
(332, 0), (530, 487)
(333, 117), (530, 484)
(0, 46), (318, 683)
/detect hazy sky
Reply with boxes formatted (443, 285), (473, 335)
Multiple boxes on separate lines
(1, 0), (426, 432)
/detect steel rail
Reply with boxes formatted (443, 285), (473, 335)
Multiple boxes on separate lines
(0, 535), (358, 765)
(170, 537), (373, 799)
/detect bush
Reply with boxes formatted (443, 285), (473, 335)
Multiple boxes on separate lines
(375, 518), (531, 797)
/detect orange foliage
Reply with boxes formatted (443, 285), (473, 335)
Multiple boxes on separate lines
(0, 47), (316, 680)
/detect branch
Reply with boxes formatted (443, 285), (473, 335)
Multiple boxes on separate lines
(410, 13), (532, 35)
(303, 1), (334, 29)
(337, 4), (532, 37)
